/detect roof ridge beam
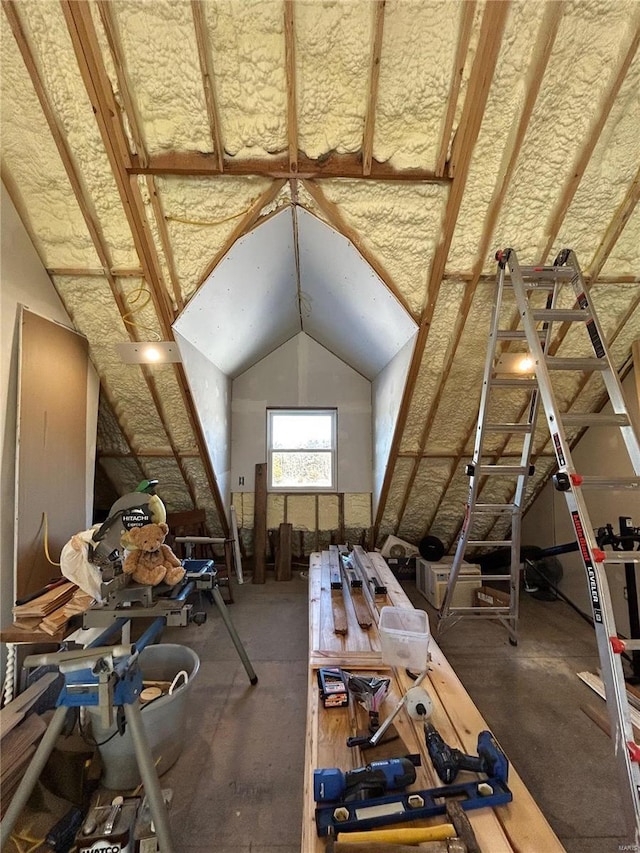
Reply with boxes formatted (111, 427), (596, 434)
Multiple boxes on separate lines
(191, 0), (224, 173)
(284, 0), (298, 175)
(362, 0), (385, 177)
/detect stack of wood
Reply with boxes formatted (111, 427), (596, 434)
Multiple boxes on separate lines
(0, 674), (57, 817)
(11, 582), (93, 636)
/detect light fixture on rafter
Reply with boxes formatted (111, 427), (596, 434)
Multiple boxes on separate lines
(115, 341), (182, 364)
(495, 352), (536, 376)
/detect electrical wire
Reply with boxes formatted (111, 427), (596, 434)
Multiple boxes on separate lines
(120, 284), (161, 340)
(42, 512), (61, 567)
(165, 204), (253, 227)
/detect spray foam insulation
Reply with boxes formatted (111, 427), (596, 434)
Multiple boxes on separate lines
(3, 0), (639, 551)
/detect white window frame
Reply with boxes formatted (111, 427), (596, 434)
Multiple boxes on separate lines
(267, 408), (337, 492)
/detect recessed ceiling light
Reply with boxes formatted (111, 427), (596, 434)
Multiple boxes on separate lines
(115, 342), (182, 364)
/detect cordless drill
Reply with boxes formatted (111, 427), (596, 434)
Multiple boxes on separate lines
(424, 723), (508, 785)
(313, 755), (420, 802)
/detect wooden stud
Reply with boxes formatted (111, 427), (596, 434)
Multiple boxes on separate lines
(362, 1), (385, 176)
(539, 23), (640, 264)
(435, 1), (476, 178)
(145, 175), (185, 313)
(373, 1), (510, 542)
(253, 463), (268, 583)
(276, 522), (293, 581)
(301, 180), (417, 320)
(284, 1), (298, 174)
(191, 0), (224, 172)
(130, 150), (449, 183)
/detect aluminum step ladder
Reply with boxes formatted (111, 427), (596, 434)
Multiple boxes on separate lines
(437, 254), (555, 644)
(445, 246), (640, 839)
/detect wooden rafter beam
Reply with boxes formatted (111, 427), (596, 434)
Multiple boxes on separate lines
(62, 0), (229, 534)
(539, 23), (640, 263)
(129, 150), (449, 183)
(373, 0), (510, 542)
(284, 0), (298, 174)
(145, 176), (185, 313)
(435, 0), (476, 178)
(393, 1), (564, 535)
(191, 0), (224, 172)
(362, 0), (385, 176)
(96, 1), (147, 169)
(302, 179), (417, 321)
(588, 163), (640, 282)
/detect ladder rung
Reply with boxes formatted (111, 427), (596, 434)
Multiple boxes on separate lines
(545, 357), (608, 371)
(485, 423), (533, 433)
(447, 606), (511, 615)
(518, 265), (576, 281)
(532, 309), (589, 322)
(496, 330), (545, 340)
(491, 378), (538, 388)
(603, 552), (640, 564)
(467, 540), (512, 547)
(579, 476), (639, 490)
(474, 503), (517, 513)
(477, 465), (532, 476)
(561, 413), (630, 428)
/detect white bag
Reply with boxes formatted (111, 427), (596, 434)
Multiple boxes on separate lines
(59, 525), (104, 602)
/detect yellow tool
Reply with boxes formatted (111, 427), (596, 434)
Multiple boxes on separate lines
(336, 823), (456, 844)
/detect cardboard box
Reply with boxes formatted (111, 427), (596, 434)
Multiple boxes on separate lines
(416, 557), (482, 609)
(474, 585), (511, 608)
(384, 556), (416, 580)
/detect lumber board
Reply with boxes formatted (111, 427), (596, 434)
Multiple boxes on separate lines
(253, 463), (267, 583)
(275, 522), (293, 581)
(0, 672), (58, 738)
(302, 551), (565, 853)
(1, 713), (47, 780)
(328, 547), (347, 634)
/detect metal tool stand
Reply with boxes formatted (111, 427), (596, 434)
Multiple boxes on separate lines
(0, 644), (175, 852)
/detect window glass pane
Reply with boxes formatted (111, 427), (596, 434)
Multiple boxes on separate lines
(271, 413), (333, 450)
(271, 451), (332, 488)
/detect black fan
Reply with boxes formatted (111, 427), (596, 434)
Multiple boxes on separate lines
(524, 555), (563, 601)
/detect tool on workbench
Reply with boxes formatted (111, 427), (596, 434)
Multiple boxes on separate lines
(328, 840), (467, 853)
(347, 669), (430, 749)
(343, 671), (390, 734)
(318, 667), (349, 709)
(334, 823), (456, 845)
(314, 755), (420, 802)
(315, 753), (512, 835)
(424, 724), (508, 786)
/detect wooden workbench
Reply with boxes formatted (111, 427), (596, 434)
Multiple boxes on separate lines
(302, 550), (565, 852)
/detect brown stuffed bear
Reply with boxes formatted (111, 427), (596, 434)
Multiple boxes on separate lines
(123, 522), (185, 587)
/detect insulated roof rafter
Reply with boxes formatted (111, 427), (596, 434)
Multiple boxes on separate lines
(393, 1), (564, 536)
(588, 163), (640, 283)
(539, 19), (640, 264)
(94, 2), (185, 314)
(362, 0), (385, 177)
(435, 0), (477, 179)
(301, 179), (417, 322)
(191, 0), (224, 173)
(284, 0), (298, 175)
(129, 150), (449, 183)
(374, 0), (511, 542)
(62, 0), (228, 534)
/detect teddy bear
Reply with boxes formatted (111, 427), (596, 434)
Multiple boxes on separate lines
(123, 522), (185, 587)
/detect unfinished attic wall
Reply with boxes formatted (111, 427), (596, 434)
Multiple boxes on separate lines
(230, 334), (372, 558)
(173, 332), (231, 520)
(372, 336), (416, 519)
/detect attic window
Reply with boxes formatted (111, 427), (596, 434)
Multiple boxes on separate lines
(267, 409), (337, 491)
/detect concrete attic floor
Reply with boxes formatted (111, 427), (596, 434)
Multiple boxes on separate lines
(157, 569), (627, 853)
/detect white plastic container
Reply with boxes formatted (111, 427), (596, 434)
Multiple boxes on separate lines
(378, 606), (430, 671)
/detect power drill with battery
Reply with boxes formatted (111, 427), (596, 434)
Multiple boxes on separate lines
(424, 723), (508, 785)
(313, 755), (420, 802)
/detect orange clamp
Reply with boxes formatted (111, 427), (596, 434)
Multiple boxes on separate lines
(628, 742), (640, 763)
(570, 473), (583, 486)
(593, 549), (607, 563)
